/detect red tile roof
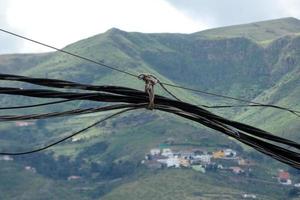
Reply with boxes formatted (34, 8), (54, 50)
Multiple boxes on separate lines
(278, 171), (290, 180)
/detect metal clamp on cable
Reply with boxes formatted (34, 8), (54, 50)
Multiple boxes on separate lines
(138, 74), (159, 110)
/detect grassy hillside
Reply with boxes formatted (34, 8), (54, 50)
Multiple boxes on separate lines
(101, 170), (286, 200)
(195, 17), (300, 42)
(0, 162), (88, 200)
(0, 17), (299, 199)
(235, 35), (300, 139)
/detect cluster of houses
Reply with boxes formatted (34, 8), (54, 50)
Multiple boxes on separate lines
(142, 147), (250, 174)
(24, 165), (36, 173)
(142, 147), (300, 188)
(0, 155), (14, 161)
(15, 121), (35, 127)
(1, 149), (299, 187)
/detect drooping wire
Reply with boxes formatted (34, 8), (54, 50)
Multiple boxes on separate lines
(201, 104), (300, 117)
(0, 28), (299, 115)
(0, 73), (299, 117)
(160, 82), (300, 116)
(0, 107), (140, 155)
(0, 103), (145, 121)
(0, 85), (299, 168)
(1, 86), (299, 149)
(158, 82), (182, 102)
(0, 94), (100, 110)
(157, 80), (300, 117)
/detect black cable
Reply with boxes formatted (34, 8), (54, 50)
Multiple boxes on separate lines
(159, 81), (300, 117)
(0, 29), (298, 115)
(0, 99), (72, 110)
(0, 85), (299, 168)
(156, 105), (300, 169)
(0, 107), (140, 155)
(0, 103), (145, 121)
(0, 30), (298, 167)
(0, 94), (100, 110)
(1, 86), (299, 149)
(1, 73), (299, 117)
(160, 82), (300, 115)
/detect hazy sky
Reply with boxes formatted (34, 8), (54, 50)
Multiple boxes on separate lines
(0, 0), (300, 54)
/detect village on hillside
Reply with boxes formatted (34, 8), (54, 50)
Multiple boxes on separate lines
(5, 120), (300, 189)
(141, 146), (300, 188)
(142, 147), (252, 174)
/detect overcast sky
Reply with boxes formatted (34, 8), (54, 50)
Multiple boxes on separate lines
(0, 0), (300, 54)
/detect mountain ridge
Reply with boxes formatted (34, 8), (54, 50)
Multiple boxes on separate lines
(0, 17), (299, 200)
(195, 17), (300, 42)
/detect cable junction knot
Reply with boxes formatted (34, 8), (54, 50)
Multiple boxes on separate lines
(138, 74), (159, 110)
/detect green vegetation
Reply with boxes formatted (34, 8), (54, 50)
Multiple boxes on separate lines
(195, 17), (300, 42)
(101, 170), (285, 200)
(0, 17), (299, 199)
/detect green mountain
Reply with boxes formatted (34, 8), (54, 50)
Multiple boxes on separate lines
(0, 18), (300, 200)
(196, 17), (300, 42)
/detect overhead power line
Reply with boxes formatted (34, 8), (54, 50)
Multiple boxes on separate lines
(2, 85), (297, 149)
(160, 82), (300, 116)
(0, 94), (101, 110)
(1, 73), (299, 117)
(0, 84), (299, 168)
(0, 28), (137, 78)
(0, 103), (145, 121)
(0, 107), (138, 155)
(1, 30), (300, 168)
(1, 28), (299, 116)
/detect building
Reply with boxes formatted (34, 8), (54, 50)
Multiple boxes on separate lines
(242, 194), (257, 199)
(158, 157), (180, 168)
(68, 176), (81, 181)
(238, 158), (255, 166)
(278, 170), (292, 185)
(161, 148), (173, 157)
(179, 150), (195, 159)
(193, 154), (211, 164)
(0, 155), (14, 161)
(213, 150), (225, 159)
(223, 149), (237, 158)
(179, 158), (190, 168)
(229, 166), (244, 174)
(294, 183), (300, 188)
(25, 166), (36, 173)
(150, 148), (161, 156)
(15, 121), (35, 127)
(71, 137), (81, 142)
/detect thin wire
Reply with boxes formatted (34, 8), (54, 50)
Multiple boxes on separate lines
(2, 86), (299, 150)
(0, 107), (138, 155)
(201, 104), (300, 117)
(160, 82), (300, 115)
(0, 28), (138, 78)
(0, 84), (299, 168)
(0, 99), (72, 110)
(0, 103), (143, 121)
(158, 81), (300, 117)
(158, 82), (182, 102)
(0, 28), (299, 115)
(0, 94), (99, 110)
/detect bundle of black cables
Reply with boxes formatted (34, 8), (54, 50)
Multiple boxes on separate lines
(0, 73), (299, 169)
